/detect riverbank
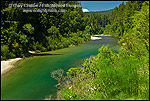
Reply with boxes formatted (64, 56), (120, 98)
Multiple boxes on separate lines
(0, 35), (113, 76)
(1, 58), (22, 75)
(0, 44), (82, 75)
(1, 50), (53, 75)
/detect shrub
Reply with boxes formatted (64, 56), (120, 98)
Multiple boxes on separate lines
(23, 23), (34, 34)
(40, 46), (47, 52)
(66, 68), (78, 77)
(47, 26), (59, 36)
(1, 45), (16, 60)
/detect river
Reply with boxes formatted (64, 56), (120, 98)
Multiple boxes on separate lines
(1, 36), (120, 100)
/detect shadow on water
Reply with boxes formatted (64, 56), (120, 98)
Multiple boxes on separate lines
(23, 53), (63, 57)
(31, 53), (63, 56)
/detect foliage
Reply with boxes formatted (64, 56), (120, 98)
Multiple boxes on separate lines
(58, 1), (149, 100)
(23, 24), (34, 34)
(105, 1), (145, 37)
(1, 1), (149, 100)
(1, 1), (91, 60)
(84, 13), (110, 35)
(1, 1), (111, 60)
(1, 45), (16, 60)
(59, 45), (149, 100)
(32, 41), (47, 52)
(118, 1), (149, 60)
(47, 26), (59, 35)
(66, 68), (78, 77)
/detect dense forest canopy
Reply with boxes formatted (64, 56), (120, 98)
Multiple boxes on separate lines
(1, 1), (85, 60)
(1, 1), (111, 60)
(104, 1), (149, 59)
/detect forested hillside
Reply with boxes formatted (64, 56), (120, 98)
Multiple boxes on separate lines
(104, 1), (149, 59)
(52, 1), (149, 100)
(1, 1), (91, 60)
(1, 1), (112, 60)
(84, 13), (110, 35)
(83, 10), (111, 35)
(85, 9), (113, 16)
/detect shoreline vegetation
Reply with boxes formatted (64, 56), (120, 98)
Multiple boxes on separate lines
(0, 39), (87, 76)
(0, 41), (84, 76)
(1, 34), (110, 76)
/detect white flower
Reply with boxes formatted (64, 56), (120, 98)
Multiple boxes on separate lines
(68, 95), (71, 98)
(69, 86), (72, 89)
(91, 88), (94, 90)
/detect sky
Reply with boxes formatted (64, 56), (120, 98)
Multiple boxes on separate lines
(79, 1), (128, 12)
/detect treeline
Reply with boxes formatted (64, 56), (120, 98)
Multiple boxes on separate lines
(85, 9), (113, 16)
(1, 1), (91, 60)
(52, 1), (149, 100)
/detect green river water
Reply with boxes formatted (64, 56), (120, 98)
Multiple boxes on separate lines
(1, 36), (120, 100)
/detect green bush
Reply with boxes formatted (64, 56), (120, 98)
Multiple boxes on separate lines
(97, 56), (146, 99)
(66, 68), (78, 77)
(47, 26), (59, 35)
(1, 45), (16, 60)
(40, 46), (47, 52)
(61, 88), (77, 100)
(33, 42), (47, 52)
(23, 23), (34, 34)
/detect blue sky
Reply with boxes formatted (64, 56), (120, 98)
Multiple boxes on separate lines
(79, 1), (127, 12)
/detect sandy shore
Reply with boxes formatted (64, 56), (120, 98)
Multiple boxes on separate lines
(1, 58), (22, 75)
(91, 36), (102, 40)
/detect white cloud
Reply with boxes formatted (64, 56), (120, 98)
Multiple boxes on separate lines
(82, 8), (89, 12)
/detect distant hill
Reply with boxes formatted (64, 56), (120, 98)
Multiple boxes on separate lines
(84, 9), (113, 16)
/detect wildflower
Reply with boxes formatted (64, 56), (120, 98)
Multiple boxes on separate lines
(69, 86), (72, 89)
(91, 88), (94, 90)
(68, 95), (72, 98)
